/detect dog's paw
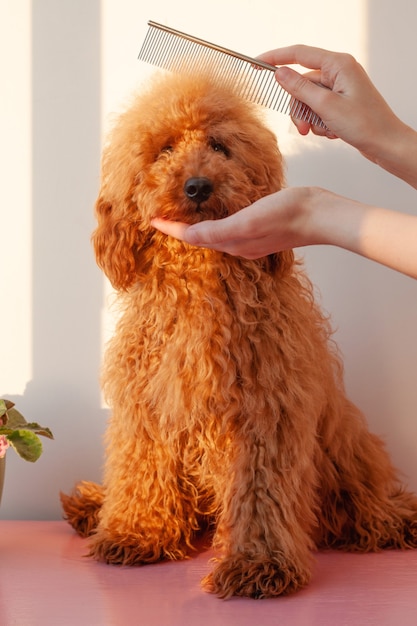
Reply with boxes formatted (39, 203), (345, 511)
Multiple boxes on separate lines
(60, 481), (104, 538)
(202, 553), (311, 599)
(373, 514), (417, 550)
(403, 517), (417, 548)
(88, 528), (188, 566)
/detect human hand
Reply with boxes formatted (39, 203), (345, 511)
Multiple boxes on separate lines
(257, 45), (403, 163)
(152, 187), (322, 259)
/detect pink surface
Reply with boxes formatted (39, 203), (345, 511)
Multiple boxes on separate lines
(0, 521), (416, 625)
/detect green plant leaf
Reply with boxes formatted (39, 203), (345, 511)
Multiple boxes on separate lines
(7, 430), (43, 462)
(0, 399), (54, 462)
(0, 428), (14, 437)
(24, 423), (54, 440)
(2, 407), (53, 439)
(0, 399), (8, 423)
(5, 408), (28, 428)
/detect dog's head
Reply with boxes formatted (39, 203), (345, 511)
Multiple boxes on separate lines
(93, 72), (288, 289)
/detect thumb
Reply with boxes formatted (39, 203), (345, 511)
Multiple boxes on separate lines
(275, 66), (336, 135)
(184, 220), (230, 246)
(275, 66), (328, 114)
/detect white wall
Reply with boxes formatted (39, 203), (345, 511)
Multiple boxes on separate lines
(0, 0), (416, 519)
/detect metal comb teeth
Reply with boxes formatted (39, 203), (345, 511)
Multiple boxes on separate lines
(138, 20), (325, 129)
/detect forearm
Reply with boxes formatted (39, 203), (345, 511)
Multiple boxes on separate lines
(307, 188), (417, 278)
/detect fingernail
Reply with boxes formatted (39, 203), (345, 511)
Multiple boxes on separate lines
(275, 66), (292, 83)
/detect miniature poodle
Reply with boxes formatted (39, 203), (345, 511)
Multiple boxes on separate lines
(61, 71), (417, 599)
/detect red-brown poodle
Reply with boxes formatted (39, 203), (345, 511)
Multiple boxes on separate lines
(61, 71), (417, 599)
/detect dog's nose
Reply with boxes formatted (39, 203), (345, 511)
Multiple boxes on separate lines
(184, 177), (213, 203)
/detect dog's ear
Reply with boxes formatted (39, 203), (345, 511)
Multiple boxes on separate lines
(91, 112), (157, 290)
(92, 192), (153, 291)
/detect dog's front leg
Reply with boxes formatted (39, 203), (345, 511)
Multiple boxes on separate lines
(87, 417), (198, 565)
(204, 431), (318, 598)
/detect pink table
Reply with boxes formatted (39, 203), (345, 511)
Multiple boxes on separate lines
(0, 521), (416, 625)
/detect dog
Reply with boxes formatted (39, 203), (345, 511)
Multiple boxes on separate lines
(61, 71), (417, 599)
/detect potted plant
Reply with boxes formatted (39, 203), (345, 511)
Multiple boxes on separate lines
(0, 398), (54, 505)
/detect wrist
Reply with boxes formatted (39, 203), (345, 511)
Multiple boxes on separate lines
(296, 187), (338, 247)
(362, 121), (417, 189)
(302, 187), (364, 252)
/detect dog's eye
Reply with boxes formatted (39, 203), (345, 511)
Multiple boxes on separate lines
(209, 139), (229, 157)
(158, 145), (173, 157)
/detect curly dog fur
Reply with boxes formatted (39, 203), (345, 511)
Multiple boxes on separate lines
(61, 71), (417, 598)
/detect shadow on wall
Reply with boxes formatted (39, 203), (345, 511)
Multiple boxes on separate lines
(2, 0), (107, 520)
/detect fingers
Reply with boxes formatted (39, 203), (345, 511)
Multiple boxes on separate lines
(292, 115), (338, 138)
(275, 66), (330, 112)
(292, 118), (311, 135)
(185, 216), (242, 246)
(256, 44), (334, 71)
(152, 206), (261, 252)
(150, 218), (190, 240)
(152, 195), (282, 255)
(151, 217), (233, 247)
(257, 45), (349, 136)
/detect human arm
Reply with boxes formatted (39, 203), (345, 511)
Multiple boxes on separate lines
(151, 187), (417, 279)
(257, 45), (417, 189)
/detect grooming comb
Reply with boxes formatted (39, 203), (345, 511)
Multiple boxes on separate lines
(138, 20), (326, 129)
